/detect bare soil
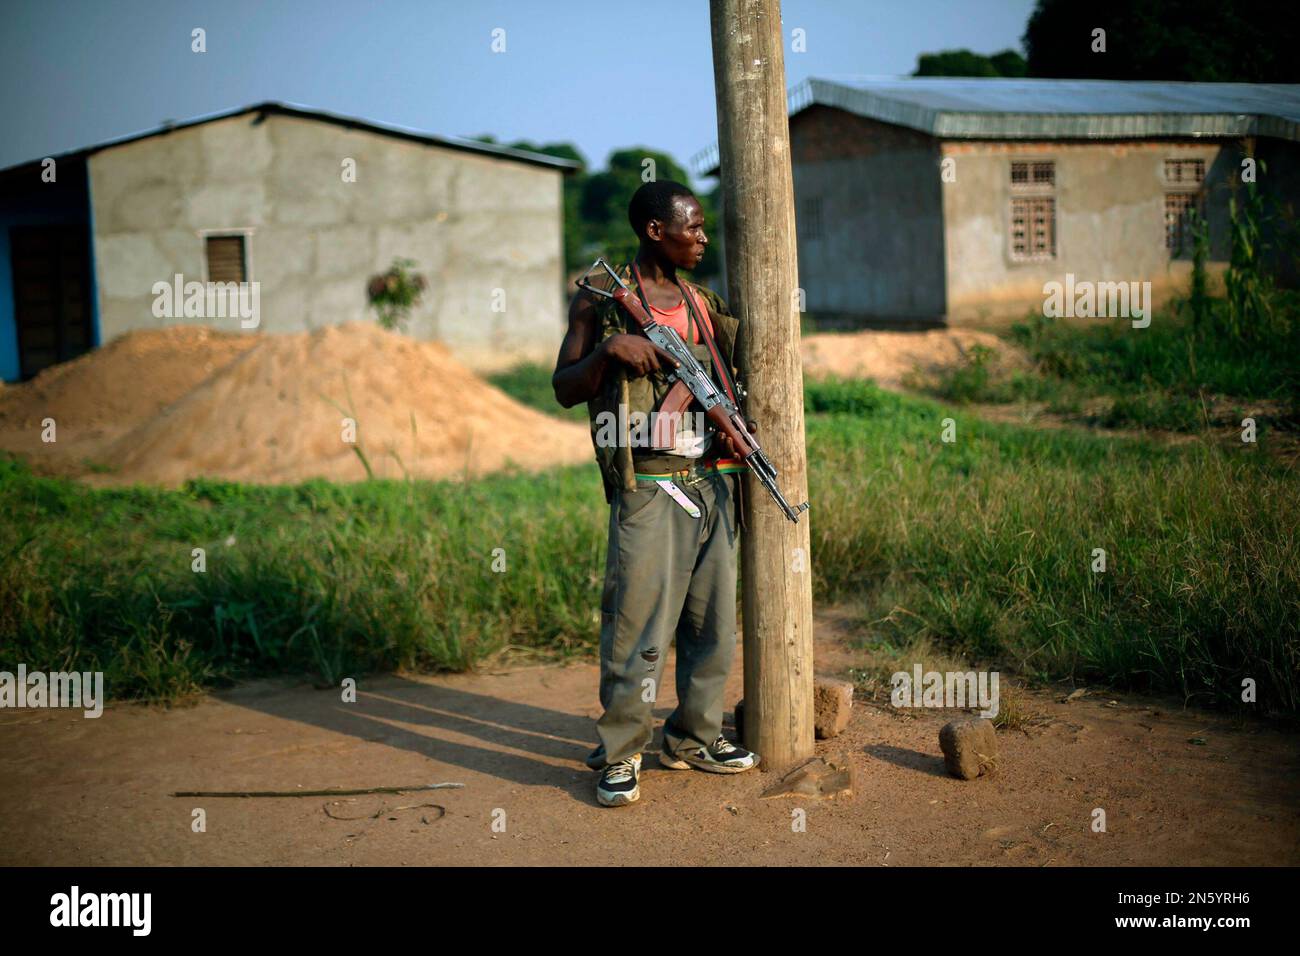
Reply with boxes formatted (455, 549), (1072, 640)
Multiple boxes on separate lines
(2, 609), (1294, 867)
(801, 327), (1026, 389)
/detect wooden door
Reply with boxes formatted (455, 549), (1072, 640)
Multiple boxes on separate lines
(10, 224), (93, 379)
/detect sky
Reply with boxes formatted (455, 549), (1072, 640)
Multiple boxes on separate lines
(0, 0), (1037, 180)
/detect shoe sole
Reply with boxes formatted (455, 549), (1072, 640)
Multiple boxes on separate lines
(660, 752), (760, 774)
(596, 788), (639, 806)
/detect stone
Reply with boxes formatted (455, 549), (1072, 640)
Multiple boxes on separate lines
(814, 676), (854, 739)
(734, 680), (853, 742)
(939, 717), (998, 780)
(760, 752), (854, 800)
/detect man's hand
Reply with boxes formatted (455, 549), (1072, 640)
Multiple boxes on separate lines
(717, 419), (757, 458)
(600, 334), (680, 378)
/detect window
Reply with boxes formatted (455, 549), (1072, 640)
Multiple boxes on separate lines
(1011, 197), (1056, 260)
(1164, 158), (1206, 186)
(1163, 157), (1207, 252)
(1011, 160), (1055, 189)
(801, 197), (823, 241)
(1165, 192), (1205, 252)
(1009, 160), (1056, 260)
(205, 234), (248, 283)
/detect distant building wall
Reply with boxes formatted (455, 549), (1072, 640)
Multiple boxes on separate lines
(87, 112), (565, 371)
(790, 106), (946, 322)
(941, 138), (1237, 320)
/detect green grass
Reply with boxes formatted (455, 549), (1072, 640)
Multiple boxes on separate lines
(486, 363), (587, 424)
(2, 371), (1296, 716)
(0, 459), (609, 701)
(802, 377), (1298, 715)
(923, 297), (1300, 434)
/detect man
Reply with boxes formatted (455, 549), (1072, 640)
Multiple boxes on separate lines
(552, 179), (760, 808)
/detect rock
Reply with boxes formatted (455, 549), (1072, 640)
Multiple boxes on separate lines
(939, 718), (998, 780)
(761, 752), (854, 800)
(734, 681), (853, 742)
(814, 676), (854, 739)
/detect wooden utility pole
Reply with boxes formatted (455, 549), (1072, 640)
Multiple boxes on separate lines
(709, 0), (814, 772)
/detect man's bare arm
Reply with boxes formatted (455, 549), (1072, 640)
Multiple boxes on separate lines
(551, 291), (680, 408)
(552, 291), (610, 408)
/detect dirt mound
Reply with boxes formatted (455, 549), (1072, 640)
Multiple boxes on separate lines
(92, 322), (591, 486)
(0, 324), (257, 434)
(801, 328), (1026, 390)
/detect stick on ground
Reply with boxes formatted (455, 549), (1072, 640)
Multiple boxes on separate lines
(172, 783), (465, 798)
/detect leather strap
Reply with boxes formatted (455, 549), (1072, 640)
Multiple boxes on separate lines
(628, 261), (749, 531)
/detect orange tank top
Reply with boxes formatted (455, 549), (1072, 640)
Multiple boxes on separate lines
(648, 297), (714, 344)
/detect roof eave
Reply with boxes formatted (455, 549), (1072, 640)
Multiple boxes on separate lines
(0, 100), (583, 177)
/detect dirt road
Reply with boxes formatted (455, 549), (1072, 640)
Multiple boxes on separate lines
(2, 616), (1295, 866)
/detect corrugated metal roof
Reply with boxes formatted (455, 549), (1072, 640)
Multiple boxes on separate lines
(0, 101), (583, 177)
(694, 77), (1300, 175)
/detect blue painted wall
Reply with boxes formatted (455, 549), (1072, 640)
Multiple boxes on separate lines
(0, 156), (95, 381)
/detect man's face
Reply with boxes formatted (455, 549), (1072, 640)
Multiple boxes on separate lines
(646, 195), (708, 270)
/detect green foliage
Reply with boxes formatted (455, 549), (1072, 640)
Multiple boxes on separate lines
(577, 148), (703, 272)
(914, 48), (1027, 77)
(366, 257), (427, 332)
(3, 371), (1297, 714)
(938, 343), (996, 402)
(921, 286), (1299, 429)
(804, 375), (887, 415)
(1023, 0), (1300, 81)
(1221, 171), (1287, 344)
(1187, 204), (1212, 332)
(487, 363), (588, 423)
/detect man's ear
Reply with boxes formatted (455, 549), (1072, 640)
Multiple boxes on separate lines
(644, 219), (663, 242)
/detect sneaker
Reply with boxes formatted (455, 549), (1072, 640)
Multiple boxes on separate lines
(596, 754), (641, 807)
(661, 734), (760, 774)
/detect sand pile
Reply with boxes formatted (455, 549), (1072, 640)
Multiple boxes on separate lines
(1, 321), (1013, 488)
(87, 322), (591, 486)
(801, 328), (1026, 390)
(0, 322), (592, 487)
(0, 324), (257, 434)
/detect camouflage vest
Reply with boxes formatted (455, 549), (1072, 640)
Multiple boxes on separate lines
(587, 263), (744, 504)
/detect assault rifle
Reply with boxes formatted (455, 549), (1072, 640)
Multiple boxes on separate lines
(576, 257), (810, 523)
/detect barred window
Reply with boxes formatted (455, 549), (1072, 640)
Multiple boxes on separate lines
(1011, 197), (1056, 260)
(1165, 193), (1205, 252)
(1164, 159), (1206, 186)
(1009, 161), (1056, 261)
(1011, 160), (1055, 189)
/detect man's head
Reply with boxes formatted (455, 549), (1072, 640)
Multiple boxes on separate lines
(628, 180), (708, 270)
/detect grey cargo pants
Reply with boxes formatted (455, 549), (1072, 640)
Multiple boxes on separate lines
(584, 469), (740, 770)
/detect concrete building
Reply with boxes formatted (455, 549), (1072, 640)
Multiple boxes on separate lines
(698, 78), (1300, 324)
(0, 102), (579, 381)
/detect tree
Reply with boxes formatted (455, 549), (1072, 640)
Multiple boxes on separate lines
(1023, 0), (1300, 82)
(913, 48), (1026, 77)
(578, 147), (694, 269)
(989, 50), (1029, 77)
